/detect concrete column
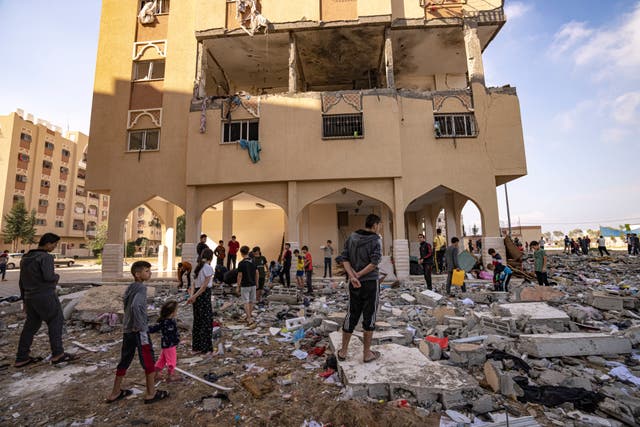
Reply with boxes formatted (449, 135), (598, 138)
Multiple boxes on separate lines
(384, 27), (395, 89)
(181, 243), (197, 266)
(444, 194), (459, 243)
(165, 226), (175, 271)
(421, 207), (435, 244)
(288, 32), (298, 93)
(102, 244), (124, 279)
(393, 239), (409, 280)
(392, 178), (405, 239)
(286, 181), (299, 242)
(381, 205), (392, 256)
(185, 186), (199, 243)
(222, 199), (233, 243)
(157, 244), (167, 272)
(405, 211), (419, 257)
(463, 19), (485, 86)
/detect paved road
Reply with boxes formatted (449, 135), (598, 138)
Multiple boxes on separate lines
(0, 261), (176, 299)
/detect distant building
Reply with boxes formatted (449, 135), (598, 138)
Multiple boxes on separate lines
(0, 111), (109, 256)
(501, 225), (543, 246)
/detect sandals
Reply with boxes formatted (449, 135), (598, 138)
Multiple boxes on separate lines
(336, 350), (347, 362)
(144, 390), (169, 404)
(106, 389), (133, 404)
(14, 356), (43, 368)
(364, 350), (381, 364)
(51, 352), (77, 365)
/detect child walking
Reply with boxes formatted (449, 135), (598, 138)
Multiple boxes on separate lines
(149, 300), (181, 382)
(106, 261), (169, 404)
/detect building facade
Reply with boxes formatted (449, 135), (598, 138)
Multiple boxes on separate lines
(88, 0), (526, 278)
(0, 111), (110, 256)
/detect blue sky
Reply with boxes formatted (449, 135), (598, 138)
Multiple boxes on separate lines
(0, 1), (638, 234)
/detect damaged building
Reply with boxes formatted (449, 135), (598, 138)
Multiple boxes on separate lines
(88, 0), (526, 277)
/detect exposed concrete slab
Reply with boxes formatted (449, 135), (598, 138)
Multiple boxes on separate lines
(400, 293), (416, 303)
(495, 303), (570, 322)
(73, 285), (156, 322)
(518, 286), (564, 302)
(329, 332), (478, 407)
(587, 292), (624, 311)
(352, 329), (412, 346)
(519, 332), (632, 358)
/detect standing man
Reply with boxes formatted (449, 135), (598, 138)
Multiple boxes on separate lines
(597, 235), (610, 256)
(302, 246), (313, 295)
(196, 234), (209, 263)
(15, 233), (76, 367)
(539, 236), (546, 250)
(227, 235), (240, 270)
(337, 214), (382, 364)
(280, 243), (292, 287)
(0, 250), (9, 281)
(322, 240), (334, 278)
(418, 234), (434, 290)
(530, 240), (550, 286)
(445, 237), (466, 295)
(564, 235), (570, 254)
(433, 228), (446, 274)
(236, 246), (258, 328)
(213, 240), (226, 266)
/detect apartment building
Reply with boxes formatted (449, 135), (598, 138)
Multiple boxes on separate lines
(0, 111), (110, 256)
(88, 0), (526, 278)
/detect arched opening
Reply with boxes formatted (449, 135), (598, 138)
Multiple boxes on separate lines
(297, 188), (394, 263)
(198, 192), (286, 265)
(461, 200), (482, 254)
(405, 185), (484, 259)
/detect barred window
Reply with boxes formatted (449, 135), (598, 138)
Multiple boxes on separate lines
(322, 114), (363, 139)
(434, 114), (477, 138)
(20, 132), (32, 142)
(45, 141), (55, 150)
(222, 120), (259, 144)
(55, 221), (64, 228)
(133, 60), (165, 81)
(128, 129), (160, 151)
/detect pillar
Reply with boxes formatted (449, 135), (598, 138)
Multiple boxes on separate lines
(444, 193), (459, 244)
(463, 19), (485, 86)
(102, 198), (128, 279)
(384, 27), (395, 89)
(182, 186), (199, 266)
(286, 181), (299, 279)
(288, 32), (298, 93)
(405, 211), (419, 257)
(380, 205), (392, 256)
(222, 199), (233, 243)
(157, 244), (167, 272)
(392, 178), (409, 280)
(164, 207), (176, 271)
(479, 188), (504, 267)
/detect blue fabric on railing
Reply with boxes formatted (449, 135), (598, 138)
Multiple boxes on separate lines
(239, 139), (261, 163)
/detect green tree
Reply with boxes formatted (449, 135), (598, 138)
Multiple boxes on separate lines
(586, 229), (599, 239)
(568, 228), (583, 239)
(88, 223), (108, 256)
(552, 230), (564, 239)
(2, 202), (37, 251)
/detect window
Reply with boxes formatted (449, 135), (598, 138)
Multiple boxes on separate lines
(43, 160), (52, 169)
(322, 114), (364, 139)
(45, 141), (55, 151)
(20, 132), (32, 142)
(16, 174), (28, 183)
(57, 203), (65, 210)
(18, 153), (30, 162)
(128, 129), (160, 151)
(434, 114), (477, 138)
(38, 199), (48, 207)
(60, 166), (69, 174)
(55, 221), (64, 228)
(13, 195), (25, 204)
(133, 60), (165, 81)
(77, 170), (86, 179)
(58, 184), (67, 192)
(222, 120), (259, 144)
(35, 219), (47, 226)
(61, 149), (71, 158)
(140, 0), (169, 14)
(41, 180), (50, 188)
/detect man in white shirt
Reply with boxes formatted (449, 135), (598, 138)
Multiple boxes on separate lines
(597, 236), (610, 256)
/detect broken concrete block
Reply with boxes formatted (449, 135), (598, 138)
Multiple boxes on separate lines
(202, 397), (222, 411)
(449, 343), (486, 367)
(267, 287), (299, 304)
(400, 293), (416, 304)
(518, 285), (564, 302)
(624, 325), (640, 345)
(353, 329), (412, 346)
(537, 370), (567, 386)
(415, 289), (443, 307)
(73, 285), (156, 323)
(329, 332), (478, 406)
(561, 376), (593, 391)
(483, 360), (520, 399)
(518, 333), (632, 358)
(586, 292), (624, 311)
(472, 395), (495, 414)
(432, 306), (456, 324)
(418, 340), (441, 361)
(321, 319), (340, 333)
(494, 302), (571, 332)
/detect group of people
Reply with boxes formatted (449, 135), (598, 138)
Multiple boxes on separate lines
(417, 229), (469, 296)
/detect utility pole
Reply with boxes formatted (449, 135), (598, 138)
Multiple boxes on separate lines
(504, 184), (512, 237)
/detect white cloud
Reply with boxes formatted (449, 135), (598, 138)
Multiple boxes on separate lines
(611, 91), (640, 125)
(504, 2), (531, 20)
(550, 4), (640, 80)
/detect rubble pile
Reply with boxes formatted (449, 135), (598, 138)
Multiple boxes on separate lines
(0, 253), (639, 426)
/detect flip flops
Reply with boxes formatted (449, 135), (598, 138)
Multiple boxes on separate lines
(363, 350), (381, 364)
(105, 389), (133, 404)
(336, 350), (347, 361)
(14, 356), (43, 368)
(144, 390), (169, 404)
(51, 352), (77, 365)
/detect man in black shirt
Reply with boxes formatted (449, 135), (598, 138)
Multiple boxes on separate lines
(236, 246), (258, 327)
(418, 234), (434, 290)
(280, 243), (292, 287)
(196, 234), (209, 263)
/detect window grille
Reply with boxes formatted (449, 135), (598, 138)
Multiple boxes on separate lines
(128, 129), (160, 151)
(16, 175), (28, 183)
(45, 141), (55, 150)
(20, 132), (32, 142)
(322, 114), (364, 139)
(434, 114), (477, 138)
(222, 120), (259, 144)
(55, 221), (64, 228)
(133, 60), (165, 81)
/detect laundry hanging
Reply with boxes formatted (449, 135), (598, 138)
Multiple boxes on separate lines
(239, 139), (261, 163)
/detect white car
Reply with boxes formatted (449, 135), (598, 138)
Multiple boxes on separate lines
(51, 253), (75, 267)
(6, 253), (23, 269)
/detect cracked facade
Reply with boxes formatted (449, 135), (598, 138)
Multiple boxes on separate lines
(88, 0), (526, 277)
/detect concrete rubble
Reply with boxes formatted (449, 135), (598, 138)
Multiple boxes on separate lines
(0, 252), (639, 425)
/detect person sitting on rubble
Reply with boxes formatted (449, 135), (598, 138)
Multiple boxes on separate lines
(487, 263), (512, 292)
(268, 260), (282, 285)
(107, 260), (168, 404)
(177, 261), (192, 290)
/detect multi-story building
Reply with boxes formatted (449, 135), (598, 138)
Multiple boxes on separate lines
(124, 205), (164, 255)
(88, 0), (526, 278)
(0, 111), (110, 256)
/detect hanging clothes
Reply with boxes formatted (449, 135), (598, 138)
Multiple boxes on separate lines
(239, 139), (261, 163)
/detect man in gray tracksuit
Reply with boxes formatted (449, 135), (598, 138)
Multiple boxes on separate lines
(337, 214), (382, 364)
(445, 236), (466, 295)
(15, 233), (74, 367)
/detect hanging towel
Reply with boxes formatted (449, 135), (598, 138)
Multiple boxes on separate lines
(239, 139), (261, 163)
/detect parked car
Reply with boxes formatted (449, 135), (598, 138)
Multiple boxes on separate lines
(51, 253), (75, 267)
(6, 253), (23, 269)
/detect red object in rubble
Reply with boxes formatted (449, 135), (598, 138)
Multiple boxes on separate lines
(319, 368), (335, 378)
(425, 335), (449, 350)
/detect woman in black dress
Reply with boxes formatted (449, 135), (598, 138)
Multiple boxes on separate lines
(187, 248), (214, 354)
